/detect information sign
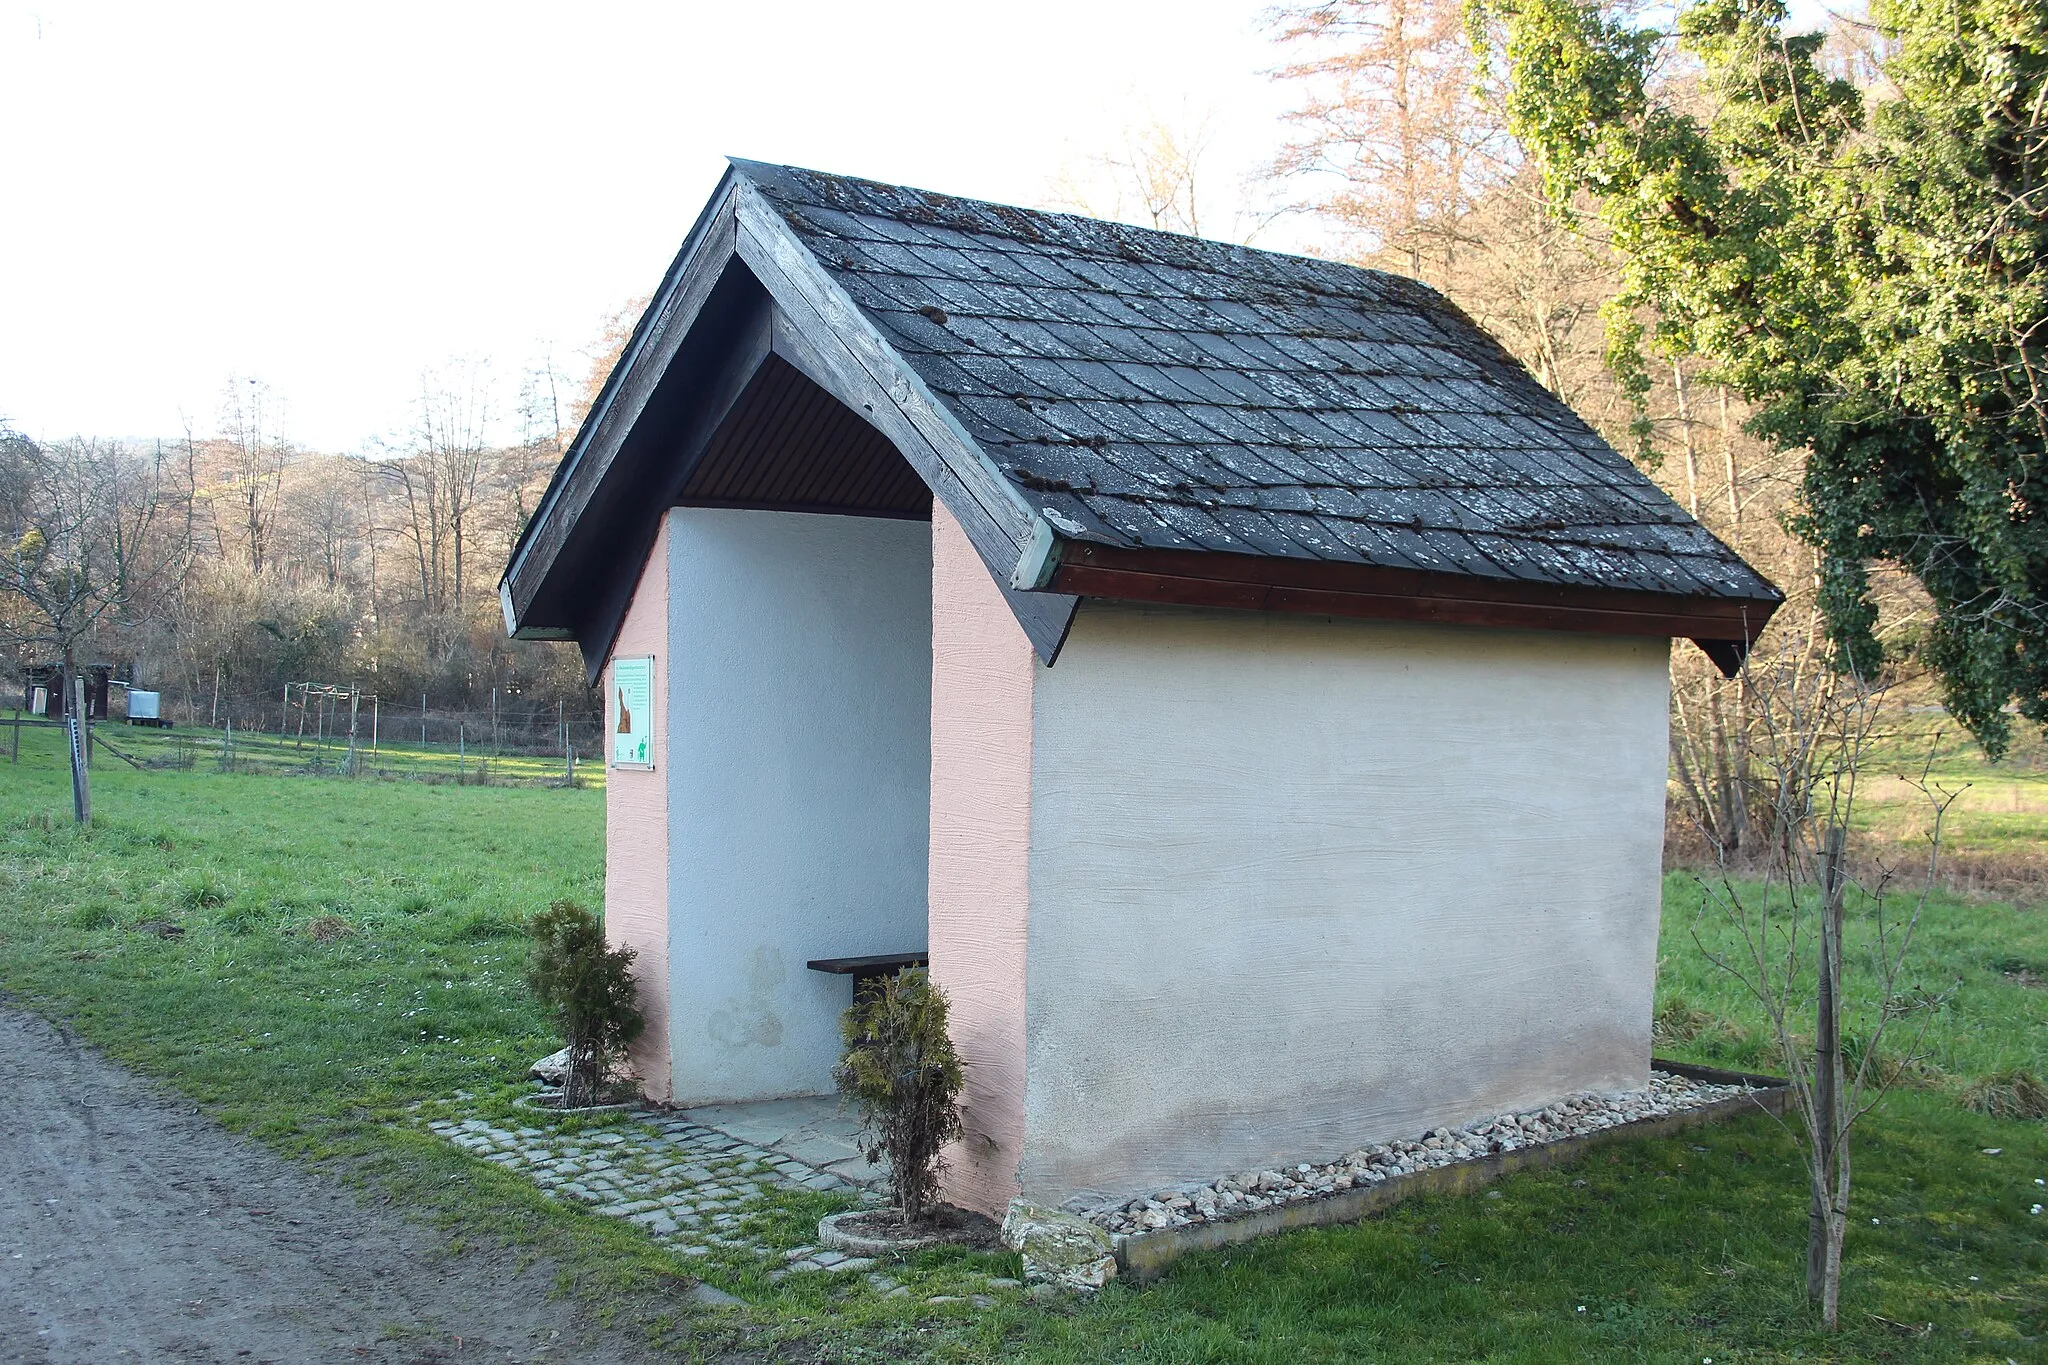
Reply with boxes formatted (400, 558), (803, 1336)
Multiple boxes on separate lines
(611, 656), (654, 769)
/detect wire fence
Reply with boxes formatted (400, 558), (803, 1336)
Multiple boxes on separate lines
(5, 701), (605, 791)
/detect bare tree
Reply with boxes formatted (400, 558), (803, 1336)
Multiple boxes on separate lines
(516, 351), (570, 455)
(210, 375), (290, 574)
(0, 434), (185, 671)
(1691, 641), (1953, 1328)
(1270, 0), (1513, 275)
(414, 360), (492, 607)
(1049, 114), (1219, 238)
(280, 453), (370, 592)
(0, 431), (189, 817)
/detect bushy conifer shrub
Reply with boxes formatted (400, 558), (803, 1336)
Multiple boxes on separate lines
(526, 900), (643, 1108)
(834, 969), (963, 1224)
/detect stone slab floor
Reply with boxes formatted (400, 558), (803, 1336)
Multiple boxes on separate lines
(424, 1095), (901, 1277)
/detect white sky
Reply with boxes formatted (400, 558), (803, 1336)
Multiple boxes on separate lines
(1, 1), (1310, 452)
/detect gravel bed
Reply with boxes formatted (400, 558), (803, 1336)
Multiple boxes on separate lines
(1095, 1070), (1752, 1237)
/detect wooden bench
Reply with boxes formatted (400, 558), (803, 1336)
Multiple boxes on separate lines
(805, 952), (928, 1000)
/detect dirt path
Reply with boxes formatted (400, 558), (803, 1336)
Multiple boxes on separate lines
(0, 1006), (672, 1364)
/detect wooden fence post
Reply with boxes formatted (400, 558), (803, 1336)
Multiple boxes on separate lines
(68, 673), (90, 825)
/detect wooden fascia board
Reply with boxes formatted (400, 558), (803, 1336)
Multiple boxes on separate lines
(732, 181), (1079, 663)
(501, 176), (742, 631)
(570, 292), (779, 684)
(1049, 543), (1781, 648)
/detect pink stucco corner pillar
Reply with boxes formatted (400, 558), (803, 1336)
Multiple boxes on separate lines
(928, 503), (1034, 1216)
(605, 514), (673, 1104)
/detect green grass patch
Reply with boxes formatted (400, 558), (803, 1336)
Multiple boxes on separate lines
(0, 724), (2042, 1360)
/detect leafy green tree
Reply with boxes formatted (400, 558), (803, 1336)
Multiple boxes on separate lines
(1471, 0), (2048, 754)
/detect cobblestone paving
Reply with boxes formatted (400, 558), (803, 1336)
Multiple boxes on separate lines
(424, 1109), (882, 1274)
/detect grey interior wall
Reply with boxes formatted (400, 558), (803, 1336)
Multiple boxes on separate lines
(1021, 604), (1671, 1206)
(665, 508), (933, 1104)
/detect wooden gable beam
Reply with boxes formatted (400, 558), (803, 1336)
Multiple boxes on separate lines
(731, 175), (1080, 664)
(501, 174), (743, 638)
(565, 286), (780, 684)
(503, 167), (1083, 670)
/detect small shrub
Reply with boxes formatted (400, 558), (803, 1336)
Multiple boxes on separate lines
(1962, 1069), (2048, 1120)
(1842, 1030), (1948, 1090)
(525, 900), (643, 1108)
(834, 968), (964, 1225)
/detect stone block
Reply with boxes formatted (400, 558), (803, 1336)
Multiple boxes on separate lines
(1001, 1199), (1117, 1293)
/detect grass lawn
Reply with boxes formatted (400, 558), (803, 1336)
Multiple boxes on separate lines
(0, 723), (2043, 1361)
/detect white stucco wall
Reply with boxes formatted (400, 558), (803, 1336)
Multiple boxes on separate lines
(1018, 603), (1672, 1205)
(665, 507), (933, 1105)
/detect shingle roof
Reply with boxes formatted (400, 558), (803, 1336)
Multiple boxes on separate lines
(734, 160), (1777, 604)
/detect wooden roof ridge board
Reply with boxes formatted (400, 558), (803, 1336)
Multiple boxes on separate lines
(500, 158), (1782, 680)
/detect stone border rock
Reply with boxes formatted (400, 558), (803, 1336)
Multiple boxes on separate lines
(817, 1210), (954, 1256)
(1111, 1060), (1791, 1282)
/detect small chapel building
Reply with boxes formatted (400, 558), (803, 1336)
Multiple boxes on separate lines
(499, 161), (1780, 1217)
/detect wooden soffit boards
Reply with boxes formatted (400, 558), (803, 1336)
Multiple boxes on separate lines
(676, 353), (932, 519)
(1050, 542), (1774, 676)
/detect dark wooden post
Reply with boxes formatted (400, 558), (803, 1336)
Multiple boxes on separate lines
(67, 671), (90, 825)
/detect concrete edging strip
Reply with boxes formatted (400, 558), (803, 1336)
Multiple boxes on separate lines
(1113, 1059), (1792, 1282)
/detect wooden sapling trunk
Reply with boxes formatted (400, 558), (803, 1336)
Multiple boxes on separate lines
(1693, 644), (1953, 1330)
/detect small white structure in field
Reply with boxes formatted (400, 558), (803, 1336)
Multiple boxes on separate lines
(499, 162), (1780, 1216)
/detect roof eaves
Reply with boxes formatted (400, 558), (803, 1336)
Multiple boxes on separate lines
(499, 167), (743, 634)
